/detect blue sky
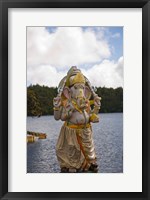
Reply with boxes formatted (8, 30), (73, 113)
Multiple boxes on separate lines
(46, 26), (123, 63)
(107, 27), (123, 61)
(27, 26), (123, 88)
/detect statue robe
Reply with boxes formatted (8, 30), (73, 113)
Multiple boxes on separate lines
(56, 123), (97, 170)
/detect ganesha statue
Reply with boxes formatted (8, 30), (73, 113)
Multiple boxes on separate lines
(53, 66), (101, 173)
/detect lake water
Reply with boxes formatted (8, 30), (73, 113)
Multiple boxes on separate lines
(27, 113), (123, 173)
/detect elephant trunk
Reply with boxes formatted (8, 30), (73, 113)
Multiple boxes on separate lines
(76, 97), (87, 110)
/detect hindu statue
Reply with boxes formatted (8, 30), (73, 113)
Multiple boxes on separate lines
(53, 66), (101, 173)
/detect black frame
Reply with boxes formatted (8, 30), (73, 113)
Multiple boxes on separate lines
(0, 0), (150, 199)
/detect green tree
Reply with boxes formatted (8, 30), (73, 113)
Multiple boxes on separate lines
(96, 87), (123, 113)
(27, 84), (58, 116)
(27, 84), (123, 116)
(27, 89), (42, 116)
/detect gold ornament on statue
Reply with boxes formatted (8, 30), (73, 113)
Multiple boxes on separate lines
(70, 72), (85, 86)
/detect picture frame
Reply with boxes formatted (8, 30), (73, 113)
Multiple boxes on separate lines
(0, 0), (149, 199)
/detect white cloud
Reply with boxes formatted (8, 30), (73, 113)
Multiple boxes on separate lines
(27, 27), (111, 68)
(27, 65), (67, 87)
(111, 32), (120, 38)
(81, 57), (123, 88)
(27, 27), (123, 88)
(27, 57), (123, 89)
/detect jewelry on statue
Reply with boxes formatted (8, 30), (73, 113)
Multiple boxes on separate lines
(53, 107), (60, 111)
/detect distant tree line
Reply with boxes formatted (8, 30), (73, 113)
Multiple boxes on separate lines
(27, 84), (123, 116)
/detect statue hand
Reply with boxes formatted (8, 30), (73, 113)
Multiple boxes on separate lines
(65, 101), (74, 112)
(76, 98), (88, 110)
(89, 113), (99, 123)
(53, 96), (62, 108)
(94, 95), (101, 107)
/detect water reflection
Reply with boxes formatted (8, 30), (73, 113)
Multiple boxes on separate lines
(27, 113), (123, 173)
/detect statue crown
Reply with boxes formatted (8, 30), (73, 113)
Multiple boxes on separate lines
(70, 72), (85, 86)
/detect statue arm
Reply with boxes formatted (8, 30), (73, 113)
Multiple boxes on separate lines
(89, 96), (101, 123)
(61, 108), (73, 121)
(54, 106), (63, 120)
(53, 96), (63, 120)
(61, 101), (74, 121)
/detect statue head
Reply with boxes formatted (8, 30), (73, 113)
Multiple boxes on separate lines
(63, 67), (91, 101)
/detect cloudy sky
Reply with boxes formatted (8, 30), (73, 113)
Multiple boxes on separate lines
(27, 26), (123, 88)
